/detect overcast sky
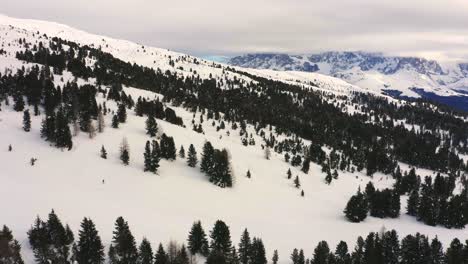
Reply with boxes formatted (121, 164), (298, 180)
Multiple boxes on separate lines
(2, 0), (468, 60)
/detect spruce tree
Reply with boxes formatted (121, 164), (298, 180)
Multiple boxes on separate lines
(23, 109), (31, 132)
(137, 238), (153, 264)
(291, 248), (299, 264)
(179, 145), (185, 158)
(117, 104), (127, 123)
(108, 217), (138, 264)
(74, 217), (105, 264)
(301, 158), (310, 174)
(335, 241), (351, 264)
(238, 229), (251, 264)
(144, 141), (152, 172)
(120, 138), (130, 166)
(446, 238), (464, 264)
(55, 108), (73, 150)
(150, 140), (161, 173)
(250, 238), (267, 264)
(287, 168), (292, 179)
(272, 250), (279, 264)
(209, 220), (232, 260)
(13, 93), (25, 112)
(294, 176), (301, 188)
(145, 115), (158, 137)
(187, 144), (198, 167)
(429, 237), (445, 264)
(312, 241), (330, 264)
(406, 189), (419, 216)
(41, 112), (56, 142)
(344, 189), (368, 222)
(381, 230), (399, 264)
(187, 221), (209, 257)
(101, 145), (107, 159)
(176, 245), (189, 264)
(200, 141), (215, 174)
(154, 244), (168, 264)
(0, 225), (24, 264)
(112, 115), (119, 128)
(246, 170), (251, 179)
(325, 171), (333, 185)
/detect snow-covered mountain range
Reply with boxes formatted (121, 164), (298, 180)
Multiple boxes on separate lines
(0, 14), (467, 264)
(228, 52), (468, 111)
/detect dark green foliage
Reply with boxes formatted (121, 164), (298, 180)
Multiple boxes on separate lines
(41, 112), (56, 142)
(368, 189), (400, 218)
(250, 238), (267, 264)
(154, 244), (168, 264)
(145, 114), (158, 137)
(272, 250), (279, 264)
(55, 108), (73, 150)
(201, 141), (215, 174)
(335, 241), (351, 264)
(160, 134), (176, 160)
(187, 144), (198, 167)
(406, 190), (419, 216)
(74, 217), (105, 264)
(178, 145), (185, 158)
(23, 109), (31, 132)
(108, 217), (138, 264)
(112, 115), (119, 128)
(0, 225), (24, 264)
(137, 238), (153, 264)
(344, 189), (368, 222)
(187, 221), (209, 257)
(27, 210), (74, 264)
(312, 241), (331, 264)
(117, 104), (127, 123)
(294, 176), (301, 188)
(209, 220), (232, 260)
(238, 229), (251, 264)
(101, 145), (107, 159)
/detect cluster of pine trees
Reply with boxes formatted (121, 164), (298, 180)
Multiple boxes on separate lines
(200, 141), (233, 188)
(10, 36), (468, 178)
(289, 229), (468, 264)
(344, 182), (400, 223)
(6, 210), (468, 264)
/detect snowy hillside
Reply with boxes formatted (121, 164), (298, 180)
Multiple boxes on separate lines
(0, 14), (468, 264)
(228, 52), (468, 109)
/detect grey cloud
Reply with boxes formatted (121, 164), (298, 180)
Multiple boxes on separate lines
(1, 0), (468, 60)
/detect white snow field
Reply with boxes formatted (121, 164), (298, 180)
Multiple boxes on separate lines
(0, 14), (467, 263)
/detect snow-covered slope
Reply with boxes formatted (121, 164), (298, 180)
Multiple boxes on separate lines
(0, 14), (466, 264)
(228, 52), (468, 102)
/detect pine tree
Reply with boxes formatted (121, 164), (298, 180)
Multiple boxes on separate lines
(74, 217), (105, 264)
(325, 171), (333, 185)
(101, 145), (107, 159)
(294, 176), (301, 188)
(176, 245), (189, 264)
(238, 229), (251, 264)
(381, 230), (399, 264)
(351, 236), (365, 264)
(446, 238), (464, 264)
(23, 109), (31, 132)
(179, 145), (185, 158)
(120, 138), (130, 166)
(344, 189), (368, 222)
(13, 93), (25, 112)
(55, 108), (73, 150)
(291, 248), (299, 264)
(145, 115), (158, 137)
(272, 250), (279, 264)
(160, 134), (176, 160)
(209, 220), (232, 260)
(0, 225), (24, 264)
(406, 189), (419, 216)
(187, 221), (209, 257)
(250, 238), (267, 264)
(108, 217), (138, 264)
(312, 241), (330, 264)
(201, 141), (215, 174)
(41, 112), (56, 142)
(246, 170), (251, 179)
(150, 140), (161, 173)
(287, 168), (292, 179)
(154, 244), (168, 264)
(144, 141), (152, 172)
(117, 104), (127, 123)
(112, 115), (119, 128)
(298, 249), (305, 264)
(97, 109), (105, 133)
(301, 158), (310, 174)
(187, 144), (198, 167)
(137, 238), (153, 264)
(335, 241), (351, 264)
(429, 237), (445, 264)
